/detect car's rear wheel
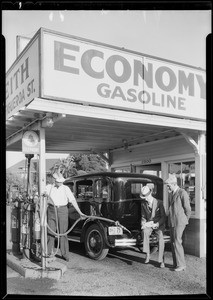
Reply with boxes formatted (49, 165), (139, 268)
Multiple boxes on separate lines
(85, 224), (109, 260)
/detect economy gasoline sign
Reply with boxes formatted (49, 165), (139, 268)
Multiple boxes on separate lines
(42, 31), (206, 120)
(6, 37), (39, 120)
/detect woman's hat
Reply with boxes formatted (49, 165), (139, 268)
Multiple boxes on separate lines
(140, 186), (152, 199)
(53, 172), (65, 183)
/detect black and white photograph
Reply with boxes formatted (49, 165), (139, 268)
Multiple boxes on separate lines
(2, 2), (211, 297)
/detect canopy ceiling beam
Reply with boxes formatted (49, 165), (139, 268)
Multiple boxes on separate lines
(27, 98), (206, 132)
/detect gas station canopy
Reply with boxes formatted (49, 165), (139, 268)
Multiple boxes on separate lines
(6, 28), (206, 155)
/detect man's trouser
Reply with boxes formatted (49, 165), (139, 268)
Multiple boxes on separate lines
(142, 227), (165, 262)
(170, 225), (186, 268)
(47, 205), (69, 257)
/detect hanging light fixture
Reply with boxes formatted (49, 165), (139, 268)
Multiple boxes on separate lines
(45, 116), (54, 128)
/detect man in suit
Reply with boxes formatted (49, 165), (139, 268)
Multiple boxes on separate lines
(165, 174), (191, 272)
(140, 185), (166, 268)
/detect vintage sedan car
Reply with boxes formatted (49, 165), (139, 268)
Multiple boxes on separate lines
(64, 172), (170, 260)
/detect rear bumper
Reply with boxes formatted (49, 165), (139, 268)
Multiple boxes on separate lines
(114, 234), (170, 248)
(114, 238), (137, 247)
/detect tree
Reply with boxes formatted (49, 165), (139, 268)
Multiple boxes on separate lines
(6, 172), (24, 191)
(50, 156), (77, 177)
(50, 154), (107, 178)
(75, 154), (107, 173)
(6, 172), (25, 201)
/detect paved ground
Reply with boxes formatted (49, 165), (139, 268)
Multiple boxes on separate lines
(5, 205), (207, 297)
(5, 242), (207, 297)
(7, 266), (22, 279)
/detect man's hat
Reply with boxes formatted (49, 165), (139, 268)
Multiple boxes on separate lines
(53, 172), (65, 183)
(140, 186), (152, 199)
(164, 174), (177, 185)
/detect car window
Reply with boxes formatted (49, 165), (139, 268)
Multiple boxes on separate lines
(94, 178), (110, 201)
(76, 180), (93, 199)
(124, 180), (157, 200)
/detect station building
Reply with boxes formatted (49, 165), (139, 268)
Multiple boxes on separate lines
(6, 28), (206, 257)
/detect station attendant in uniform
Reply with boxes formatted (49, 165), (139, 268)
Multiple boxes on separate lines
(165, 174), (191, 271)
(140, 185), (166, 268)
(45, 172), (86, 262)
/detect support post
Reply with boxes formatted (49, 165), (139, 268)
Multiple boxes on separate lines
(161, 161), (169, 211)
(25, 154), (34, 196)
(38, 124), (47, 269)
(130, 164), (136, 172)
(181, 131), (206, 257)
(195, 133), (206, 257)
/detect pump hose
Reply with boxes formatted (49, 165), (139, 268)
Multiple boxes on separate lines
(44, 201), (131, 258)
(46, 214), (126, 237)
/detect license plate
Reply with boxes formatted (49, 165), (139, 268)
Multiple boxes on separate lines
(108, 226), (123, 235)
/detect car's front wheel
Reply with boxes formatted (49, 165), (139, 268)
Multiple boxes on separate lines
(85, 224), (109, 260)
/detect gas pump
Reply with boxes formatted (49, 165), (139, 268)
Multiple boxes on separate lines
(20, 197), (34, 259)
(31, 189), (42, 261)
(10, 194), (22, 256)
(10, 153), (42, 261)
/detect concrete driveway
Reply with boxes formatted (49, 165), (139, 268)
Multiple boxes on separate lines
(5, 205), (207, 297)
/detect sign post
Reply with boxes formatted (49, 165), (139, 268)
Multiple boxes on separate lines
(22, 130), (39, 195)
(22, 129), (47, 268)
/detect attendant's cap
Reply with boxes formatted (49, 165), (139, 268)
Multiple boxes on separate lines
(53, 172), (65, 183)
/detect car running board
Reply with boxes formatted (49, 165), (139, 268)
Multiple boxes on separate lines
(67, 236), (81, 243)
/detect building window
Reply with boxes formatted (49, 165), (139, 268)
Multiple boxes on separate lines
(138, 163), (162, 178)
(168, 161), (195, 212)
(114, 167), (131, 173)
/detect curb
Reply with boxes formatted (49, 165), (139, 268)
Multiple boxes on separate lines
(7, 253), (67, 280)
